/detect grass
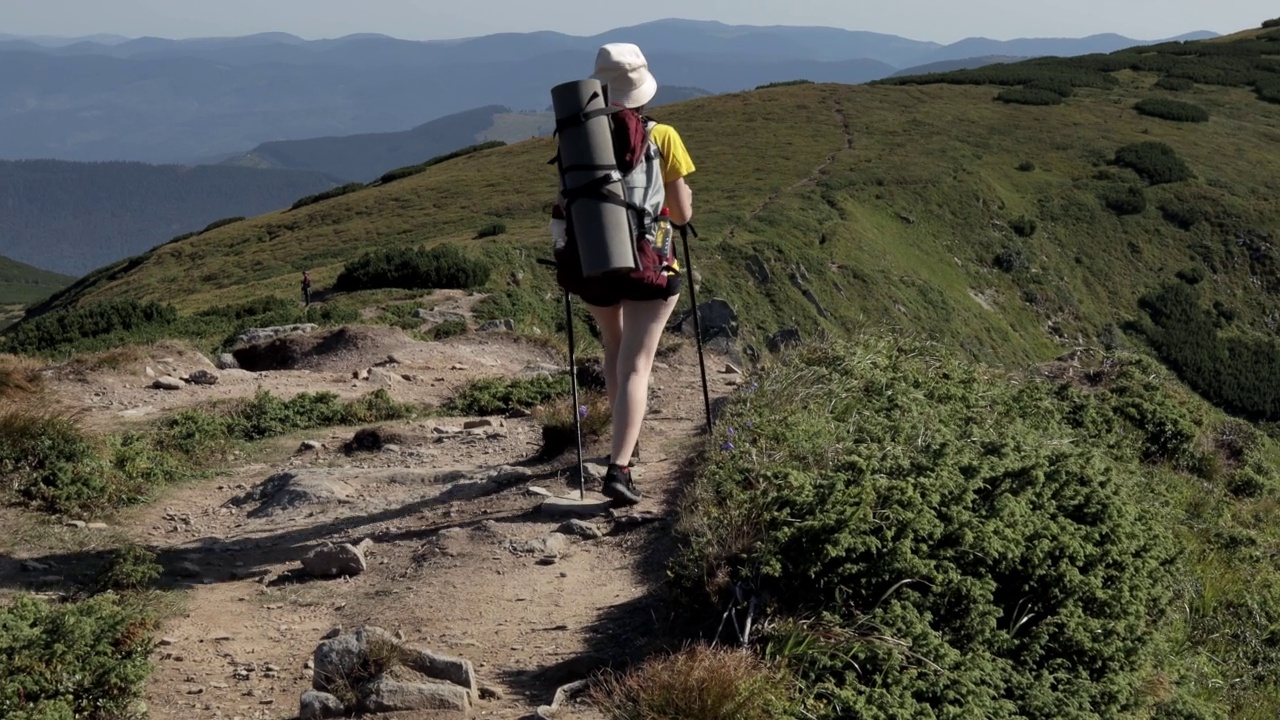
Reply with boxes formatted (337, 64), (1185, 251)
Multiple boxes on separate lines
(0, 254), (73, 306)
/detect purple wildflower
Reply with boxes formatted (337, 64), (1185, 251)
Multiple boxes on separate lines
(744, 420), (754, 429)
(727, 427), (737, 437)
(722, 441), (735, 451)
(578, 405), (588, 419)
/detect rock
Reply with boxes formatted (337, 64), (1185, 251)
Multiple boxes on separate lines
(361, 677), (470, 714)
(64, 520), (86, 529)
(216, 353), (240, 370)
(299, 440), (323, 452)
(558, 519), (608, 540)
(300, 690), (345, 720)
(745, 254), (772, 285)
(511, 533), (572, 558)
(312, 631), (368, 693)
(152, 376), (185, 391)
(506, 407), (533, 419)
(230, 471), (356, 517)
(540, 496), (612, 519)
(235, 323), (318, 347)
(186, 370), (219, 386)
(367, 367), (402, 386)
(173, 562), (201, 578)
(413, 308), (467, 324)
(86, 522), (109, 530)
(322, 626), (342, 640)
(675, 298), (738, 343)
(302, 543), (366, 578)
(899, 212), (917, 224)
(463, 419), (496, 430)
(20, 560), (50, 572)
(145, 366), (156, 378)
(525, 486), (553, 498)
(479, 685), (502, 701)
(767, 328), (802, 353)
(434, 466), (535, 502)
(479, 318), (516, 332)
(722, 362), (743, 375)
(403, 647), (479, 695)
(159, 637), (178, 646)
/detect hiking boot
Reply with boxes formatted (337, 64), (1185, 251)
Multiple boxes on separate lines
(601, 464), (642, 507)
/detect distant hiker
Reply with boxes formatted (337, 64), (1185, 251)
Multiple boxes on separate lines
(302, 271), (312, 306)
(549, 43), (697, 507)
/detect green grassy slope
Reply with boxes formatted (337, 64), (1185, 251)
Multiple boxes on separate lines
(0, 254), (73, 305)
(13, 29), (1280, 372)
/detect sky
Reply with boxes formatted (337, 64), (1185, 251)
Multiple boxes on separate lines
(1, 0), (1274, 44)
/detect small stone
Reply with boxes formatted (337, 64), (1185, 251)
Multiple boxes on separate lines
(404, 647), (479, 695)
(159, 637), (178, 646)
(86, 522), (109, 530)
(506, 407), (532, 419)
(432, 426), (462, 435)
(187, 686), (205, 695)
(173, 561), (201, 578)
(723, 362), (743, 374)
(187, 370), (219, 386)
(145, 366), (156, 378)
(479, 685), (502, 701)
(64, 520), (87, 529)
(322, 626), (342, 640)
(525, 486), (553, 498)
(20, 560), (50, 572)
(479, 318), (516, 332)
(212, 634), (233, 642)
(302, 543), (366, 578)
(152, 376), (185, 391)
(449, 364), (469, 371)
(299, 690), (345, 720)
(463, 419), (495, 430)
(298, 440), (323, 452)
(558, 519), (608, 540)
(216, 353), (240, 370)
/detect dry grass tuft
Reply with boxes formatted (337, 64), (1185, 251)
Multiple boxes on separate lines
(588, 644), (792, 720)
(0, 353), (45, 400)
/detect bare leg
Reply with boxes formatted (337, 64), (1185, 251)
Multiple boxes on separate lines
(585, 303), (623, 411)
(610, 294), (680, 465)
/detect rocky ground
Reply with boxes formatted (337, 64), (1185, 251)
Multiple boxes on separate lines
(0, 300), (742, 720)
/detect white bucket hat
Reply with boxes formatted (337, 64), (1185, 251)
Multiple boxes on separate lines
(591, 43), (658, 109)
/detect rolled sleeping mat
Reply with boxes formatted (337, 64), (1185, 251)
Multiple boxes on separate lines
(550, 78), (637, 277)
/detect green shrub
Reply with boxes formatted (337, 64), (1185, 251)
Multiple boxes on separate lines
(0, 300), (178, 357)
(672, 337), (1179, 719)
(1256, 77), (1280, 104)
(996, 88), (1064, 106)
(1263, 18), (1280, 29)
(221, 388), (415, 441)
(993, 246), (1030, 273)
(1135, 98), (1211, 122)
(1101, 184), (1149, 215)
(755, 79), (815, 90)
(1025, 77), (1075, 97)
(100, 545), (162, 593)
(445, 374), (572, 416)
(377, 141), (507, 185)
(0, 594), (156, 720)
(475, 222), (507, 239)
(1138, 282), (1280, 421)
(200, 216), (245, 233)
(1016, 160), (1036, 172)
(1113, 142), (1194, 185)
(290, 182), (366, 211)
(1160, 200), (1205, 230)
(427, 318), (468, 340)
(1009, 215), (1038, 237)
(332, 244), (491, 293)
(1176, 266), (1207, 285)
(0, 406), (111, 515)
(1155, 76), (1196, 91)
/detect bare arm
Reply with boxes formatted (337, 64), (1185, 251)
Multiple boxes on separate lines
(665, 177), (693, 226)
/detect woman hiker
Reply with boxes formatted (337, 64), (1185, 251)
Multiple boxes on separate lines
(567, 43), (697, 507)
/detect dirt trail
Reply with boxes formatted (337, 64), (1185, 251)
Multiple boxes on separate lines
(3, 319), (737, 720)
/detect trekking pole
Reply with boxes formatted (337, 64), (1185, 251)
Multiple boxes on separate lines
(563, 288), (586, 501)
(538, 257), (587, 500)
(677, 222), (713, 433)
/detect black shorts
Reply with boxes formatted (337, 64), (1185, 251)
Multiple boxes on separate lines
(580, 273), (683, 308)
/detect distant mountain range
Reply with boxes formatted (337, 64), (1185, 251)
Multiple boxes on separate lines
(218, 85), (712, 182)
(0, 19), (1217, 165)
(0, 160), (340, 276)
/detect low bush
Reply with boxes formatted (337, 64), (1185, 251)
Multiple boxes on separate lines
(475, 222), (507, 239)
(672, 336), (1184, 718)
(590, 644), (794, 720)
(1160, 199), (1206, 230)
(1113, 141), (1194, 185)
(1025, 77), (1075, 97)
(332, 244), (491, 293)
(994, 246), (1030, 273)
(445, 374), (572, 416)
(377, 141), (506, 185)
(1154, 76), (1196, 91)
(1016, 160), (1036, 172)
(0, 300), (178, 357)
(756, 80), (814, 90)
(100, 545), (163, 593)
(1009, 215), (1038, 237)
(200, 216), (245, 233)
(1101, 184), (1149, 216)
(1263, 18), (1280, 29)
(1139, 282), (1280, 422)
(290, 182), (366, 211)
(426, 318), (468, 340)
(534, 390), (611, 458)
(996, 88), (1064, 106)
(1256, 77), (1280, 104)
(1135, 98), (1211, 122)
(217, 388), (416, 442)
(0, 594), (156, 720)
(0, 406), (112, 515)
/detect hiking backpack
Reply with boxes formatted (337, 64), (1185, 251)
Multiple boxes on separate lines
(549, 106), (674, 298)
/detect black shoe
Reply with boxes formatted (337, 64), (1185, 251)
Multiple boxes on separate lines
(601, 464), (642, 507)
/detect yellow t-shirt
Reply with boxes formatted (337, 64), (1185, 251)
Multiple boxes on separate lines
(649, 123), (695, 184)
